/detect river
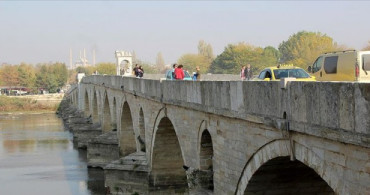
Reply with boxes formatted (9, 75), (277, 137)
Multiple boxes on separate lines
(0, 113), (105, 195)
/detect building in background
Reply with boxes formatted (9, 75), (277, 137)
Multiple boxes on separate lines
(69, 48), (95, 69)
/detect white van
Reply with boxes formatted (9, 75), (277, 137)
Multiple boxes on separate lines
(308, 50), (370, 81)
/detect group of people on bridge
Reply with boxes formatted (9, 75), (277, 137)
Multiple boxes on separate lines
(240, 64), (253, 80)
(172, 63), (201, 81)
(133, 64), (144, 78)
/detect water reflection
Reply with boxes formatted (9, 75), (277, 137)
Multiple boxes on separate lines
(0, 113), (105, 195)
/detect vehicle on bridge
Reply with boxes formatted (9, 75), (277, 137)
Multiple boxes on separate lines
(165, 70), (192, 80)
(308, 50), (370, 81)
(254, 64), (316, 81)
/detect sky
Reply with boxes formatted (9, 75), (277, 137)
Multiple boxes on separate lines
(1, 1), (370, 66)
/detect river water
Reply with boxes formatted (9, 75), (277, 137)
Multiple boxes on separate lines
(0, 113), (105, 195)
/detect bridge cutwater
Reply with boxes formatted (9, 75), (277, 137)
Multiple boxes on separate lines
(60, 75), (370, 194)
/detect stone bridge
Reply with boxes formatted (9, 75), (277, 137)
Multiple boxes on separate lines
(64, 75), (370, 194)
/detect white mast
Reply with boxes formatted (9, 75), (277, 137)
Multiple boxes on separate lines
(83, 48), (86, 67)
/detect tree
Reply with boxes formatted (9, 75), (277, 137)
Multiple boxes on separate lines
(0, 64), (19, 86)
(140, 62), (158, 74)
(75, 66), (93, 75)
(278, 31), (340, 68)
(67, 69), (77, 84)
(209, 42), (279, 74)
(95, 62), (116, 75)
(198, 40), (214, 61)
(177, 54), (209, 74)
(176, 40), (215, 73)
(51, 62), (68, 88)
(155, 52), (166, 73)
(36, 64), (52, 91)
(262, 46), (280, 67)
(35, 63), (67, 93)
(18, 63), (36, 89)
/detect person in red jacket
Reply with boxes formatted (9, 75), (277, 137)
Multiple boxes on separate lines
(174, 64), (185, 80)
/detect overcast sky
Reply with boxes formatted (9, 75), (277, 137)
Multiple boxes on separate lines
(1, 1), (370, 66)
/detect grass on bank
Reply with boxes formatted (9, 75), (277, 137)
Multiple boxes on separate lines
(0, 96), (59, 112)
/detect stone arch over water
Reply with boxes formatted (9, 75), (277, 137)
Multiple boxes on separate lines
(200, 129), (213, 170)
(150, 117), (188, 190)
(199, 129), (214, 190)
(102, 92), (111, 132)
(119, 101), (136, 156)
(235, 140), (335, 194)
(244, 156), (334, 194)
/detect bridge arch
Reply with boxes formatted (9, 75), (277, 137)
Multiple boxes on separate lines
(112, 97), (117, 130)
(83, 90), (89, 117)
(198, 126), (214, 191)
(235, 139), (335, 195)
(138, 107), (146, 152)
(150, 116), (188, 189)
(119, 101), (136, 156)
(91, 88), (99, 124)
(102, 91), (111, 132)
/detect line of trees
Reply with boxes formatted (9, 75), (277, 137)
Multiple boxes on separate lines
(0, 62), (67, 93)
(138, 30), (368, 75)
(161, 30), (369, 75)
(183, 31), (352, 74)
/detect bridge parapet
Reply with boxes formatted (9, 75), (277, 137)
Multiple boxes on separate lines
(81, 76), (370, 147)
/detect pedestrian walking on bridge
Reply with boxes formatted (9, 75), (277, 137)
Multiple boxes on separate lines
(245, 64), (253, 80)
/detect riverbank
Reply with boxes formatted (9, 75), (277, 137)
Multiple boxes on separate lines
(0, 111), (57, 116)
(0, 94), (63, 113)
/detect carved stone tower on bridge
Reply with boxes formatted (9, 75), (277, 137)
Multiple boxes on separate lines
(115, 50), (133, 76)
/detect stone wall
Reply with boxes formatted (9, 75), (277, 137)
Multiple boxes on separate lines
(81, 76), (370, 147)
(138, 73), (240, 81)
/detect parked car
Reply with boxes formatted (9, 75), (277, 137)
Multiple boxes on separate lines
(308, 50), (370, 81)
(165, 70), (192, 80)
(254, 65), (316, 81)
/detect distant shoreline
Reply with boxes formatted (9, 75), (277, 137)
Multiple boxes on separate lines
(0, 111), (56, 115)
(0, 95), (62, 113)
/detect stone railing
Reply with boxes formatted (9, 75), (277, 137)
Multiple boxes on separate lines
(81, 76), (370, 147)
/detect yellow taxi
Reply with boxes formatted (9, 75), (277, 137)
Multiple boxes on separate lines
(254, 64), (316, 81)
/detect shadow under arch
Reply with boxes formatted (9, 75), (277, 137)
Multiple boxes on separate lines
(84, 90), (89, 117)
(92, 89), (99, 124)
(112, 97), (117, 130)
(102, 91), (111, 132)
(138, 107), (146, 152)
(149, 116), (188, 190)
(198, 123), (214, 191)
(119, 101), (136, 156)
(200, 129), (213, 170)
(235, 139), (335, 195)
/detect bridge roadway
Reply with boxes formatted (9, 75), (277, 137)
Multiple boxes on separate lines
(65, 75), (370, 194)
